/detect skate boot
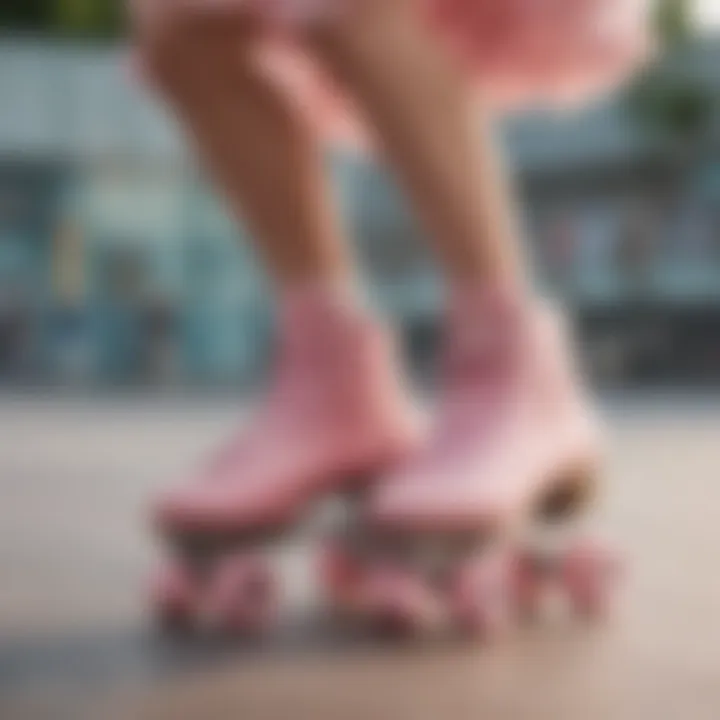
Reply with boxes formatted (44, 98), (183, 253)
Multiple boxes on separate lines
(321, 285), (618, 639)
(150, 290), (422, 636)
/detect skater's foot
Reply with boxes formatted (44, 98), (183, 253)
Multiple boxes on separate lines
(370, 284), (602, 534)
(154, 290), (423, 540)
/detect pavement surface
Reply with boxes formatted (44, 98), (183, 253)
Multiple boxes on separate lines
(1, 393), (719, 720)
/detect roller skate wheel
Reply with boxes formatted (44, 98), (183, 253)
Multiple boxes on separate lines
(205, 554), (278, 635)
(150, 561), (198, 632)
(561, 539), (621, 619)
(361, 567), (445, 639)
(319, 542), (365, 611)
(450, 554), (512, 640)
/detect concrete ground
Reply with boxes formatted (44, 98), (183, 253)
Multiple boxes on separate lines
(1, 393), (719, 720)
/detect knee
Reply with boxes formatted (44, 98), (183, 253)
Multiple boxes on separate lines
(130, 1), (198, 93)
(130, 0), (256, 97)
(303, 0), (386, 64)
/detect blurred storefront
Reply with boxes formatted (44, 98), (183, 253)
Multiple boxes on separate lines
(0, 36), (719, 387)
(58, 169), (271, 387)
(0, 159), (70, 382)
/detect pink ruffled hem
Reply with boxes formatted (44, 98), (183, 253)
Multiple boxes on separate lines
(430, 0), (651, 103)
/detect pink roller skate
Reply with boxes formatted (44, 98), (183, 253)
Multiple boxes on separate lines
(322, 285), (618, 639)
(151, 292), (422, 636)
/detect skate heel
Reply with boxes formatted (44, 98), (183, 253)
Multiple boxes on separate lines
(517, 461), (621, 621)
(537, 460), (598, 523)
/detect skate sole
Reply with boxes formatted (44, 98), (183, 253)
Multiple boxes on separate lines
(150, 481), (376, 638)
(321, 458), (617, 640)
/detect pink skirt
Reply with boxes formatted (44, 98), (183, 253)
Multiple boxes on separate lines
(433, 0), (650, 104)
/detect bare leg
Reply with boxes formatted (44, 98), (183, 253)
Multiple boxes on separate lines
(308, 0), (524, 287)
(133, 11), (356, 290)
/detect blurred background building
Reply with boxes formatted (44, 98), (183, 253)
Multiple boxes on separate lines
(0, 2), (719, 388)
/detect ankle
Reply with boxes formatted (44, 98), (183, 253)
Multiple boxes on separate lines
(278, 280), (367, 334)
(445, 278), (535, 339)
